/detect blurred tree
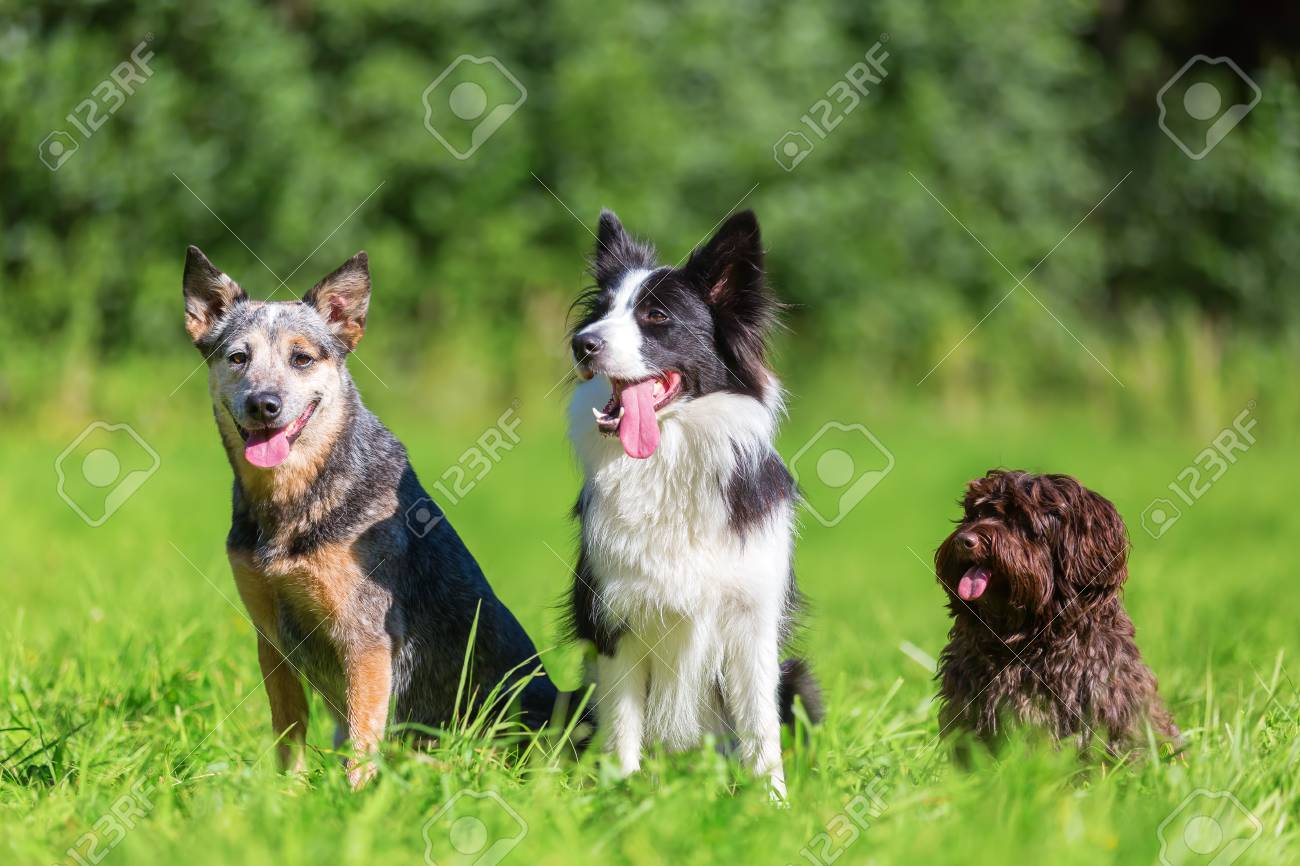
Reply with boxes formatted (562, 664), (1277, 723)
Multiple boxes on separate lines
(0, 0), (1295, 383)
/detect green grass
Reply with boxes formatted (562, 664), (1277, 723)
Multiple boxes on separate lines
(3, 358), (1297, 866)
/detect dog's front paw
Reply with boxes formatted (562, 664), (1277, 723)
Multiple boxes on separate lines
(597, 752), (641, 785)
(346, 757), (378, 790)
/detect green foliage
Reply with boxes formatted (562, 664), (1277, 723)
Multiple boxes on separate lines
(2, 0), (1298, 384)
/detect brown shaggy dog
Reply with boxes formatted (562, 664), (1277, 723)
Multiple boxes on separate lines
(934, 470), (1179, 759)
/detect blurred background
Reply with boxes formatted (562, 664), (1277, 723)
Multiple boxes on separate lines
(2, 0), (1298, 425)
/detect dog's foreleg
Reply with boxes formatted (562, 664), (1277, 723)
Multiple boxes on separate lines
(597, 642), (648, 777)
(255, 634), (310, 773)
(343, 641), (393, 789)
(722, 615), (786, 801)
(233, 568), (309, 774)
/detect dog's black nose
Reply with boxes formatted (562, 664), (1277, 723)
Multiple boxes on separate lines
(572, 333), (605, 362)
(245, 391), (282, 423)
(958, 531), (979, 551)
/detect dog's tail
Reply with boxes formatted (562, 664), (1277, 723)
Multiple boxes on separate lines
(778, 657), (824, 727)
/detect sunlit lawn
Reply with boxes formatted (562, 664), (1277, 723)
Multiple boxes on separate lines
(3, 355), (1296, 865)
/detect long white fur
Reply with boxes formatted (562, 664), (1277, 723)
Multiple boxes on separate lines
(568, 369), (793, 798)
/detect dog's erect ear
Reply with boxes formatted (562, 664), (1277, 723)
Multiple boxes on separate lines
(183, 245), (247, 346)
(592, 209), (656, 287)
(303, 251), (370, 350)
(685, 210), (778, 392)
(686, 210), (766, 308)
(596, 209), (628, 259)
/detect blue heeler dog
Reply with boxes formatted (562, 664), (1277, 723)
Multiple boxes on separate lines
(182, 245), (576, 787)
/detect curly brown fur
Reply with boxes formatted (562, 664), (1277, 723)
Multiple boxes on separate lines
(933, 470), (1179, 760)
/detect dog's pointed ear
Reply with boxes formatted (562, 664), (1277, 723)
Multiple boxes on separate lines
(596, 209), (627, 257)
(183, 245), (247, 346)
(303, 251), (370, 350)
(685, 210), (765, 307)
(592, 209), (656, 286)
(685, 210), (777, 392)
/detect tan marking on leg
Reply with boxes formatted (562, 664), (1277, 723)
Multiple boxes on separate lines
(230, 551), (278, 634)
(230, 551), (310, 770)
(343, 642), (392, 789)
(257, 633), (310, 772)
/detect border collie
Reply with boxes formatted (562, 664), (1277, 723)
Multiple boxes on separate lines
(565, 209), (822, 798)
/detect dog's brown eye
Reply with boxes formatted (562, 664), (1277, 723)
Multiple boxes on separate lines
(291, 352), (314, 369)
(645, 308), (670, 324)
(228, 351), (248, 366)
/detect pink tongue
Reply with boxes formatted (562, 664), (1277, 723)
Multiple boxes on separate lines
(617, 380), (661, 459)
(958, 566), (991, 602)
(244, 427), (292, 468)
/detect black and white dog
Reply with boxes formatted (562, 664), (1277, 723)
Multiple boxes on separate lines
(566, 210), (822, 797)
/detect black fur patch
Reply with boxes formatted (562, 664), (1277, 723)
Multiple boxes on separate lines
(778, 658), (825, 725)
(565, 547), (626, 657)
(725, 447), (796, 536)
(562, 492), (626, 657)
(592, 209), (657, 287)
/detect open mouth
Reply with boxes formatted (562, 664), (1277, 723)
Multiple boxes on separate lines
(592, 372), (683, 460)
(235, 399), (319, 469)
(956, 565), (992, 602)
